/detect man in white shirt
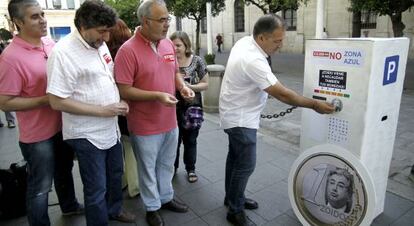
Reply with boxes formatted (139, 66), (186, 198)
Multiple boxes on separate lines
(46, 1), (134, 225)
(219, 14), (335, 226)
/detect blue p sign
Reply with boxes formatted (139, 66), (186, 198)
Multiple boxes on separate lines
(383, 55), (399, 85)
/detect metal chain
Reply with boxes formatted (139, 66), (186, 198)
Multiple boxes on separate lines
(260, 106), (297, 119)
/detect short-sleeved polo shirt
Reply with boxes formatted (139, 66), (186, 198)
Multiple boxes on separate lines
(219, 36), (278, 129)
(114, 29), (178, 136)
(0, 36), (61, 143)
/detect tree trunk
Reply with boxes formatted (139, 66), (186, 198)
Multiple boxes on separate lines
(390, 12), (405, 37)
(352, 11), (361, 37)
(195, 20), (200, 55)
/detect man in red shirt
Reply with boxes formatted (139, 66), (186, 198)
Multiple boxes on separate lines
(0, 0), (82, 225)
(114, 1), (194, 225)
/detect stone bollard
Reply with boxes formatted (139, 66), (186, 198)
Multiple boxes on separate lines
(203, 64), (225, 113)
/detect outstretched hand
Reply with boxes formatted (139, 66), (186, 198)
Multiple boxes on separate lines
(313, 101), (335, 114)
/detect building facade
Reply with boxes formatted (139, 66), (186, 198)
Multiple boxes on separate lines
(1, 0), (84, 42)
(1, 0), (413, 58)
(176, 0), (414, 58)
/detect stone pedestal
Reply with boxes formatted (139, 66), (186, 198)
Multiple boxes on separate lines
(203, 64), (225, 113)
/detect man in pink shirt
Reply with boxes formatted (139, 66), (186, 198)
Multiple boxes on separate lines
(114, 1), (194, 225)
(0, 1), (82, 225)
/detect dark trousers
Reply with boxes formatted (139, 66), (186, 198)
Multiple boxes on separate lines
(66, 139), (123, 226)
(175, 125), (200, 172)
(19, 132), (79, 226)
(224, 127), (257, 214)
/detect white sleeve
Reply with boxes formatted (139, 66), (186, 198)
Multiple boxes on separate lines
(244, 57), (278, 90)
(46, 49), (77, 98)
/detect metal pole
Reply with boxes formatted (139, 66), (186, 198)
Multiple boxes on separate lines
(315, 0), (324, 38)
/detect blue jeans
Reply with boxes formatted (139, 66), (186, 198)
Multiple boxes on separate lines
(224, 127), (257, 214)
(66, 139), (123, 226)
(19, 132), (79, 226)
(130, 128), (178, 211)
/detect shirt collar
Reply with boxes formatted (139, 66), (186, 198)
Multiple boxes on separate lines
(252, 36), (269, 58)
(12, 35), (52, 50)
(135, 26), (160, 47)
(74, 29), (94, 49)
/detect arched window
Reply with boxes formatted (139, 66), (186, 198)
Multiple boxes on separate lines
(67, 0), (75, 9)
(234, 0), (244, 32)
(282, 9), (297, 31)
(361, 10), (377, 29)
(53, 0), (62, 9)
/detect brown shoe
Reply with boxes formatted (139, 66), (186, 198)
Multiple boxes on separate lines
(146, 210), (164, 226)
(109, 210), (136, 223)
(161, 199), (188, 213)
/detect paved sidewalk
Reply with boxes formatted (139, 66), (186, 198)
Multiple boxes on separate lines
(1, 51), (413, 225)
(1, 112), (414, 225)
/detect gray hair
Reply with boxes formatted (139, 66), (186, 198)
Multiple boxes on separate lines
(136, 0), (166, 24)
(8, 0), (39, 31)
(253, 14), (286, 38)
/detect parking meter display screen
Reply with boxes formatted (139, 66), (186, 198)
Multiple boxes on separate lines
(319, 70), (347, 90)
(293, 153), (368, 226)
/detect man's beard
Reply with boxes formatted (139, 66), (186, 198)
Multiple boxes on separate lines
(87, 40), (102, 49)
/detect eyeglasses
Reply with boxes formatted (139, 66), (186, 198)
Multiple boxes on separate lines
(146, 16), (172, 24)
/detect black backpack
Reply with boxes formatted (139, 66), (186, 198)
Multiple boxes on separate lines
(0, 161), (27, 220)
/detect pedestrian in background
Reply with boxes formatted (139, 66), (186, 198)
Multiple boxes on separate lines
(219, 14), (335, 226)
(0, 0), (83, 225)
(114, 0), (194, 225)
(47, 1), (135, 225)
(170, 31), (209, 183)
(216, 33), (223, 53)
(107, 18), (140, 198)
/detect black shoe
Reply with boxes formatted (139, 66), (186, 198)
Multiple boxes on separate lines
(224, 198), (259, 210)
(409, 165), (414, 182)
(146, 211), (164, 226)
(62, 204), (85, 216)
(227, 211), (256, 226)
(161, 199), (188, 213)
(7, 121), (15, 128)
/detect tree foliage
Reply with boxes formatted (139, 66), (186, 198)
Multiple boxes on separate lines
(349, 0), (414, 37)
(166, 0), (226, 55)
(243, 0), (308, 14)
(104, 0), (141, 30)
(0, 28), (13, 41)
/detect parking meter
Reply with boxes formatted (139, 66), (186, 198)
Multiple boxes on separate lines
(288, 38), (410, 226)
